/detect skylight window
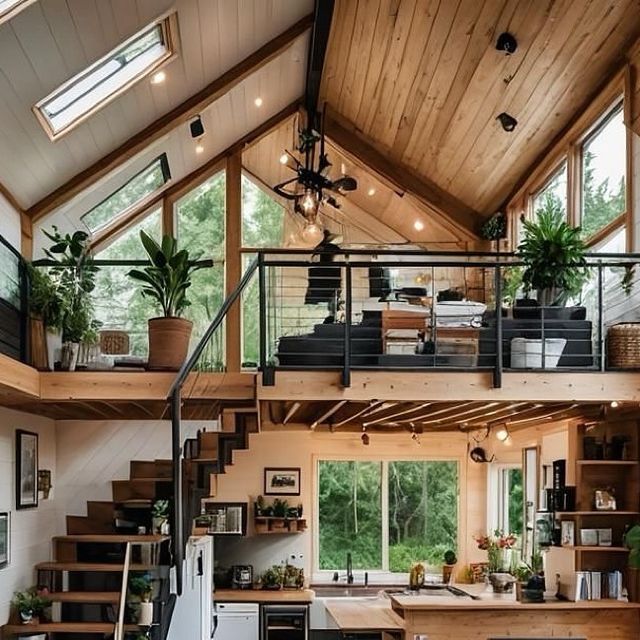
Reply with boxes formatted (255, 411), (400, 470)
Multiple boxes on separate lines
(0, 0), (35, 24)
(34, 15), (176, 139)
(81, 154), (170, 234)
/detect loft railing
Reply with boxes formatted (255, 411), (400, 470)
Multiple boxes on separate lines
(0, 234), (28, 363)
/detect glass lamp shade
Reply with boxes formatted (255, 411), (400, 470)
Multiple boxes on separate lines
(301, 222), (324, 247)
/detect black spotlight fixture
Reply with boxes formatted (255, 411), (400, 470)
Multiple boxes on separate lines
(496, 112), (518, 132)
(496, 32), (517, 54)
(189, 115), (205, 139)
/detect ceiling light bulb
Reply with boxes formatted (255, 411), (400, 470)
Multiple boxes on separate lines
(414, 220), (425, 231)
(610, 401), (619, 408)
(254, 97), (263, 107)
(367, 188), (376, 197)
(279, 153), (289, 165)
(495, 426), (509, 442)
(301, 222), (324, 247)
(151, 70), (166, 84)
(301, 190), (319, 214)
(195, 143), (205, 154)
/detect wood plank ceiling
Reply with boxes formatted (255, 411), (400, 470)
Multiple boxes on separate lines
(0, 0), (312, 209)
(320, 0), (640, 217)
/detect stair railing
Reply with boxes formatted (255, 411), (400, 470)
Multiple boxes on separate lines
(114, 542), (132, 640)
(167, 256), (259, 594)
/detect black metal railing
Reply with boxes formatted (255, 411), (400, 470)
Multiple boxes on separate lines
(0, 234), (28, 363)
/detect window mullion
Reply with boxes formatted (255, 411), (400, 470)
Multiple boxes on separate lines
(381, 461), (389, 572)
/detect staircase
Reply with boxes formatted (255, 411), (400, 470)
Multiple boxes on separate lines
(2, 460), (172, 639)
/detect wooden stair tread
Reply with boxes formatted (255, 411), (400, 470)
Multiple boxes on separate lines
(117, 499), (153, 506)
(36, 562), (152, 572)
(113, 478), (171, 483)
(3, 622), (140, 634)
(46, 591), (120, 603)
(54, 534), (169, 543)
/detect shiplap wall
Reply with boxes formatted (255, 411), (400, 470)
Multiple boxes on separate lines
(0, 193), (21, 251)
(0, 407), (58, 623)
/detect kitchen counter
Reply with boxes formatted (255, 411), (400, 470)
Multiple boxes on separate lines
(214, 588), (315, 603)
(324, 599), (405, 633)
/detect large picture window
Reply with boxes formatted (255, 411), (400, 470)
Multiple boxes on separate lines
(317, 459), (458, 574)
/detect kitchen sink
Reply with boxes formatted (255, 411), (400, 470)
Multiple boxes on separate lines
(311, 585), (384, 599)
(311, 584), (476, 599)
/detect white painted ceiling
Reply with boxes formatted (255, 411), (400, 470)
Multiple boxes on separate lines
(0, 0), (313, 211)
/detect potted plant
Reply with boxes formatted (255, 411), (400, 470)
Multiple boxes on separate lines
(27, 265), (64, 370)
(260, 566), (284, 590)
(513, 562), (533, 601)
(152, 499), (170, 535)
(12, 589), (50, 624)
(442, 550), (457, 584)
(624, 523), (640, 602)
(129, 574), (154, 626)
(475, 530), (518, 593)
(517, 209), (588, 307)
(128, 232), (201, 370)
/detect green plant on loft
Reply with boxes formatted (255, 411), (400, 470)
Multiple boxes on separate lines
(129, 575), (153, 602)
(517, 207), (588, 306)
(27, 265), (64, 331)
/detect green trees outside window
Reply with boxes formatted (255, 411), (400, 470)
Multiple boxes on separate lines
(318, 460), (459, 574)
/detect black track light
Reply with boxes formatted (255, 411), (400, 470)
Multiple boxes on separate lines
(190, 115), (205, 139)
(496, 112), (518, 132)
(496, 32), (517, 55)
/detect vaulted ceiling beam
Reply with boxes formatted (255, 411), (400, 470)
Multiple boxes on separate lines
(324, 111), (482, 241)
(305, 0), (335, 121)
(27, 14), (313, 222)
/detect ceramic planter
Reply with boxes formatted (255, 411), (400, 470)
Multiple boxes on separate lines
(147, 317), (193, 370)
(138, 601), (153, 626)
(60, 342), (80, 371)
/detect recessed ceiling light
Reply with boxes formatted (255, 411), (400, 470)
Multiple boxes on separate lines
(610, 400), (619, 408)
(414, 220), (425, 231)
(254, 97), (263, 107)
(151, 70), (166, 85)
(195, 143), (204, 154)
(367, 188), (376, 197)
(279, 153), (288, 165)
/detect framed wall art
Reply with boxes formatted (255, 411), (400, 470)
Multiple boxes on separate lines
(16, 429), (38, 509)
(264, 467), (301, 496)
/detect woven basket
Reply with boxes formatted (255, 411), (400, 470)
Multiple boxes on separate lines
(100, 330), (130, 355)
(607, 323), (640, 369)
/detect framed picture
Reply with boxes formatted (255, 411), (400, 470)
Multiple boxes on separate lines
(16, 430), (38, 509)
(561, 520), (575, 547)
(0, 512), (9, 569)
(264, 468), (300, 496)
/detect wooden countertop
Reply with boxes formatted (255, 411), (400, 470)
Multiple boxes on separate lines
(214, 589), (314, 603)
(390, 584), (640, 611)
(324, 600), (405, 632)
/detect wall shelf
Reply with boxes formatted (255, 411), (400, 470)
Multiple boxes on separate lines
(576, 460), (638, 466)
(563, 546), (628, 552)
(254, 517), (307, 534)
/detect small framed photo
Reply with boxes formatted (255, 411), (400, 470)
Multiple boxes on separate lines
(16, 430), (38, 509)
(0, 512), (9, 569)
(561, 520), (575, 547)
(594, 489), (617, 511)
(264, 468), (301, 496)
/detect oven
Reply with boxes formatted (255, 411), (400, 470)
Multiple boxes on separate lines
(262, 604), (308, 640)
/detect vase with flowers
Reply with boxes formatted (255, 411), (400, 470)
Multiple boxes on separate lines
(475, 530), (518, 593)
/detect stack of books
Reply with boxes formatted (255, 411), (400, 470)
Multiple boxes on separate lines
(573, 570), (623, 600)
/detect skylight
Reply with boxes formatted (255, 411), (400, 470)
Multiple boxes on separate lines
(34, 14), (176, 139)
(81, 154), (171, 234)
(0, 0), (35, 24)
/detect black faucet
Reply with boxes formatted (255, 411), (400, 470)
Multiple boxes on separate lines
(346, 552), (354, 584)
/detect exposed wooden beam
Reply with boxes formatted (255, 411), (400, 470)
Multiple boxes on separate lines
(27, 15), (313, 222)
(305, 0), (335, 118)
(162, 196), (174, 238)
(283, 401), (302, 425)
(310, 400), (347, 430)
(331, 401), (381, 427)
(362, 402), (433, 427)
(324, 110), (481, 241)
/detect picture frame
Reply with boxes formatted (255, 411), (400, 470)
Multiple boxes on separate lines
(0, 512), (9, 569)
(561, 520), (575, 547)
(16, 430), (38, 509)
(264, 467), (301, 496)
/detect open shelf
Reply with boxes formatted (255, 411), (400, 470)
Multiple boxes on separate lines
(576, 460), (638, 466)
(562, 546), (628, 552)
(556, 511), (640, 516)
(254, 517), (307, 534)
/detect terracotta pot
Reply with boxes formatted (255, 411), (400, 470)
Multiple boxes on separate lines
(442, 564), (455, 584)
(148, 317), (193, 370)
(627, 567), (640, 603)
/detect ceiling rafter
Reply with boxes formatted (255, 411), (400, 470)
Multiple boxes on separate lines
(323, 109), (481, 241)
(310, 400), (347, 430)
(27, 14), (314, 223)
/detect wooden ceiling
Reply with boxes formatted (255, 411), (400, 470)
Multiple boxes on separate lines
(262, 399), (600, 432)
(320, 0), (640, 217)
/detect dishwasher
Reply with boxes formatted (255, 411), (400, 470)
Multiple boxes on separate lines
(213, 602), (259, 640)
(262, 604), (308, 640)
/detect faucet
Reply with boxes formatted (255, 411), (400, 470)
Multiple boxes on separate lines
(346, 552), (354, 584)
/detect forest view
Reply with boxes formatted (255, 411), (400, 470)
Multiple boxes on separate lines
(318, 460), (458, 573)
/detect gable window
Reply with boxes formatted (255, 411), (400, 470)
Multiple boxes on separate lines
(34, 15), (176, 139)
(81, 154), (170, 234)
(317, 459), (458, 574)
(580, 102), (626, 240)
(532, 161), (568, 221)
(0, 0), (35, 24)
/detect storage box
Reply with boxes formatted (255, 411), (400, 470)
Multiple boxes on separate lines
(597, 528), (612, 546)
(579, 528), (598, 546)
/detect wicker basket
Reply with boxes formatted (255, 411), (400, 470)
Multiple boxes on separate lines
(100, 330), (130, 355)
(607, 323), (640, 369)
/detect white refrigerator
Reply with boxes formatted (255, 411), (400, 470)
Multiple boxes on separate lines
(168, 536), (214, 640)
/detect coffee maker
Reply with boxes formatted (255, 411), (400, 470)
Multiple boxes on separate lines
(231, 565), (253, 589)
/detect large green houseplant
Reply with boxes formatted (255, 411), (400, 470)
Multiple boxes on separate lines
(128, 232), (200, 370)
(625, 523), (640, 602)
(517, 208), (588, 306)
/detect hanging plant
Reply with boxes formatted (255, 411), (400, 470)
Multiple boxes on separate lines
(480, 212), (507, 241)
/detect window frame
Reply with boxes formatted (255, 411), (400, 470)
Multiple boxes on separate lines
(81, 153), (171, 237)
(313, 455), (461, 581)
(33, 12), (178, 140)
(487, 463), (523, 539)
(0, 0), (36, 25)
(512, 70), (630, 252)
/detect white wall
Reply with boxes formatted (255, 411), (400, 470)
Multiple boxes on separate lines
(0, 193), (21, 252)
(0, 408), (59, 623)
(212, 429), (487, 581)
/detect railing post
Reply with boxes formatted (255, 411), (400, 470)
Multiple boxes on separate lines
(493, 264), (503, 388)
(342, 264), (352, 388)
(598, 263), (605, 371)
(258, 253), (272, 385)
(170, 388), (183, 596)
